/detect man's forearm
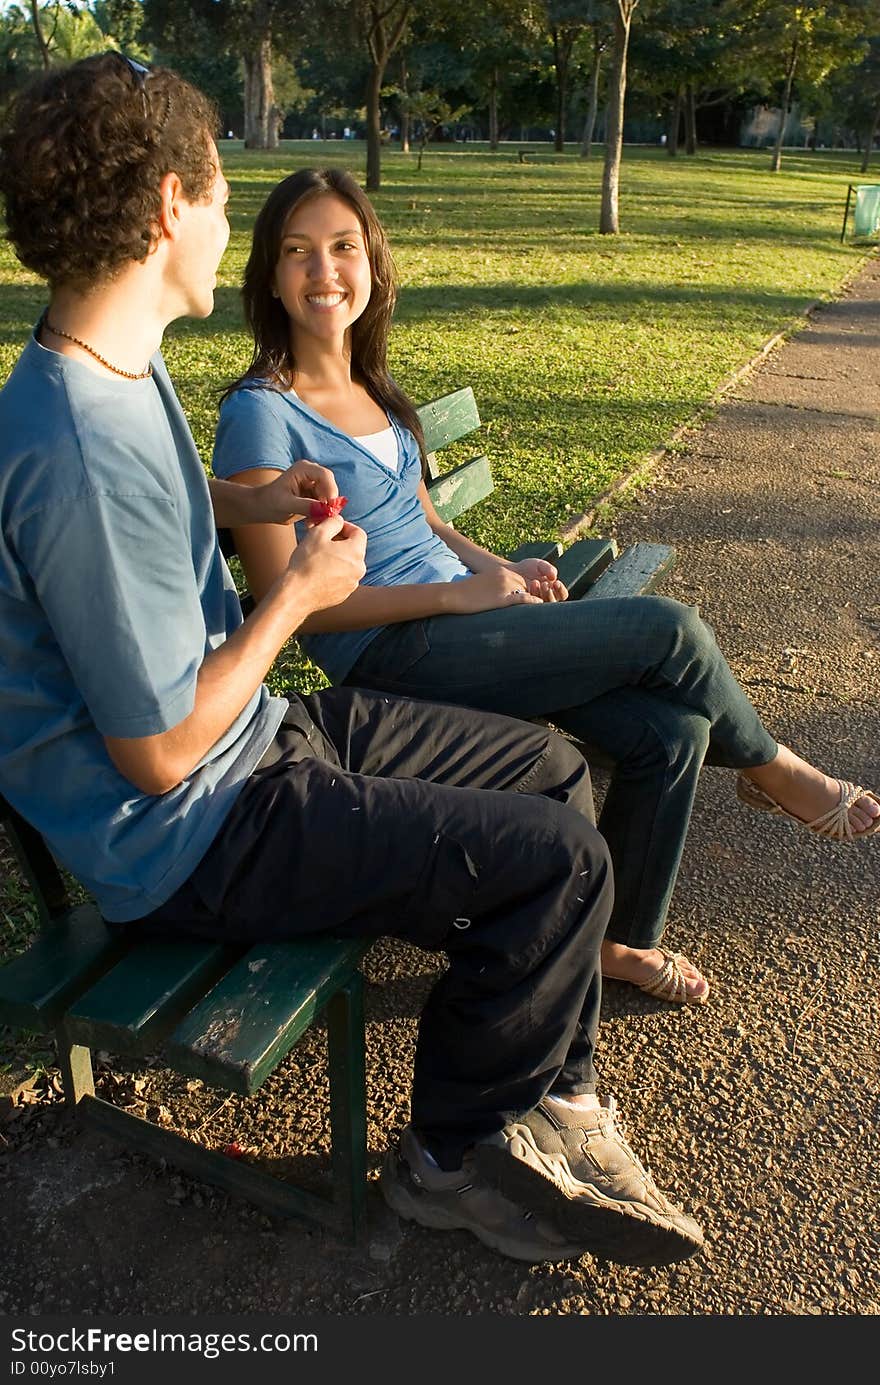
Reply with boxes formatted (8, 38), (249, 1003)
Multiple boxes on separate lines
(209, 477), (288, 527)
(104, 569), (314, 795)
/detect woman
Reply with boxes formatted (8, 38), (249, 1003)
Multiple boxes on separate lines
(212, 167), (880, 1006)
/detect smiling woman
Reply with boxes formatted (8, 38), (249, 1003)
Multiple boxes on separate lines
(211, 164), (880, 1013)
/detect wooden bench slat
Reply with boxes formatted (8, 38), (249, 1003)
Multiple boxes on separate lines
(556, 538), (618, 599)
(0, 904), (123, 1030)
(166, 937), (369, 1096)
(417, 387), (481, 461)
(506, 540), (564, 562)
(65, 941), (241, 1055)
(426, 455), (493, 524)
(584, 542), (676, 600)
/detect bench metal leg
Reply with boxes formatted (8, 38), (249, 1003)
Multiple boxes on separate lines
(327, 974), (368, 1245)
(69, 975), (369, 1244)
(55, 1023), (95, 1105)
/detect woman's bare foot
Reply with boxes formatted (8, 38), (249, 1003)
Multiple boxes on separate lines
(601, 940), (710, 1003)
(743, 746), (880, 835)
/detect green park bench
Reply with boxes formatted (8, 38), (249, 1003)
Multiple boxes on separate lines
(0, 387), (674, 1244)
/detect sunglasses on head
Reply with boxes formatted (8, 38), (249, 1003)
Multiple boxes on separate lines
(110, 51), (170, 132)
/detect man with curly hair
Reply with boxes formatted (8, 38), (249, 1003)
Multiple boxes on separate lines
(0, 53), (703, 1268)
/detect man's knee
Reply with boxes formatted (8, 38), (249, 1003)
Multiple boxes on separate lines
(529, 725), (595, 825)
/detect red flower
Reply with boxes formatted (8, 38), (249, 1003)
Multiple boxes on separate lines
(309, 496), (348, 523)
(223, 1141), (245, 1159)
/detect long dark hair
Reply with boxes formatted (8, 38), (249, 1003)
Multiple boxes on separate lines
(221, 167), (426, 460)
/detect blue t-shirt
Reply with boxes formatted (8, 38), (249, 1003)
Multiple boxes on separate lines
(212, 383), (469, 683)
(0, 333), (286, 921)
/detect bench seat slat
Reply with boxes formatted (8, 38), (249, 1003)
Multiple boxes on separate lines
(0, 904), (123, 1031)
(65, 942), (241, 1055)
(584, 542), (676, 599)
(506, 540), (564, 562)
(166, 937), (370, 1096)
(556, 538), (618, 599)
(417, 387), (481, 457)
(426, 455), (493, 524)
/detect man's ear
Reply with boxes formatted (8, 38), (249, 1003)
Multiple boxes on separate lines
(157, 171), (186, 241)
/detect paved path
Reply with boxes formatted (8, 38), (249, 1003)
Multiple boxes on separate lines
(3, 261), (879, 1321)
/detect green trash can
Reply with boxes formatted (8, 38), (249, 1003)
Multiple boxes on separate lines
(842, 183), (880, 240)
(853, 184), (880, 237)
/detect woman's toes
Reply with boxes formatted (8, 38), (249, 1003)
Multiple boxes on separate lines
(850, 797), (880, 833)
(677, 961), (710, 1001)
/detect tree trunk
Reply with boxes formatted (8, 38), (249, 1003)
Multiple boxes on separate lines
(243, 37), (276, 150)
(552, 29), (571, 153)
(28, 0), (51, 70)
(771, 37), (798, 173)
(400, 51), (410, 152)
(861, 104), (880, 172)
(684, 82), (697, 154)
(488, 68), (499, 151)
(580, 42), (602, 157)
(365, 60), (386, 191)
(668, 83), (683, 155)
(600, 4), (633, 234)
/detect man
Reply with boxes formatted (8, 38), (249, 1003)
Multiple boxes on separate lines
(0, 54), (703, 1267)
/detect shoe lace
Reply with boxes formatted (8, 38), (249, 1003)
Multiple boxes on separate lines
(598, 1096), (655, 1182)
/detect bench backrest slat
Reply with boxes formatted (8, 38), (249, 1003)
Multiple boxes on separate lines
(416, 387), (482, 479)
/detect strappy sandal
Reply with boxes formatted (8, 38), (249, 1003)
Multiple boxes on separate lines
(736, 773), (880, 841)
(604, 948), (710, 1006)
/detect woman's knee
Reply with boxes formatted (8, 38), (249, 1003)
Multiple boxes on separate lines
(650, 595), (718, 660)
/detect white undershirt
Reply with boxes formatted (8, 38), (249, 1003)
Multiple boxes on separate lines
(353, 425), (399, 472)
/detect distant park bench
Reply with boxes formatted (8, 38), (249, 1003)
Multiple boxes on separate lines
(517, 147), (565, 163)
(0, 386), (674, 1243)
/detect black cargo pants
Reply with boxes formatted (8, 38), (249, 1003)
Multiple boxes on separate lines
(133, 687), (613, 1166)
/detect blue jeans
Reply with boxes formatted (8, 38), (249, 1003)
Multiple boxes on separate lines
(345, 595), (778, 950)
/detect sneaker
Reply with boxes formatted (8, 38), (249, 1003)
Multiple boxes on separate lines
(381, 1125), (589, 1264)
(474, 1095), (704, 1267)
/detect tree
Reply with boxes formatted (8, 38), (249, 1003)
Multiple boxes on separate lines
(599, 0), (638, 234)
(577, 12), (613, 157)
(629, 0), (747, 157)
(454, 0), (532, 150)
(827, 33), (880, 169)
(143, 0), (295, 149)
(93, 0), (145, 51)
(20, 2), (108, 70)
(394, 87), (468, 167)
(544, 2), (593, 152)
(740, 0), (872, 171)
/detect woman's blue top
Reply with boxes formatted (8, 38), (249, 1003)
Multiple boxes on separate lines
(212, 382), (469, 683)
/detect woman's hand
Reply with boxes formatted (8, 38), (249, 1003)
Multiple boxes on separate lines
(505, 557), (569, 603)
(448, 567), (545, 614)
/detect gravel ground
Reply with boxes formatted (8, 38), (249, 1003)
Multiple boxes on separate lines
(2, 261), (879, 1321)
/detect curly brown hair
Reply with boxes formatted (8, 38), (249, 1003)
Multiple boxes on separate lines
(0, 53), (218, 290)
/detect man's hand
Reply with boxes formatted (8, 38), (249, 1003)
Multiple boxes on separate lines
(282, 514), (367, 615)
(209, 460), (338, 528)
(248, 460), (339, 526)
